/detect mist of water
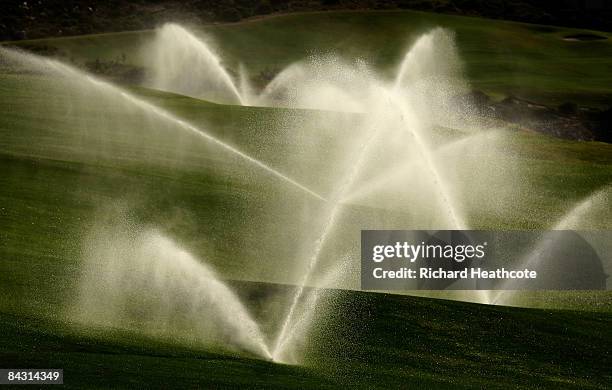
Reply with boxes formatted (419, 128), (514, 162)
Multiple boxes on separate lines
(5, 21), (601, 368)
(492, 186), (612, 305)
(0, 46), (323, 201)
(1, 25), (495, 364)
(263, 29), (478, 361)
(146, 23), (244, 104)
(75, 223), (271, 358)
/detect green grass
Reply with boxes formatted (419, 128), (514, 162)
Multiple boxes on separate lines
(1, 286), (611, 389)
(0, 71), (610, 315)
(9, 10), (612, 107)
(1, 12), (612, 387)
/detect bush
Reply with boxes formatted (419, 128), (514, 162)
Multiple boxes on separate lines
(558, 102), (578, 115)
(219, 7), (242, 22)
(255, 0), (273, 15)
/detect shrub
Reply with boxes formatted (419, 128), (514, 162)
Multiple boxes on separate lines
(558, 102), (578, 115)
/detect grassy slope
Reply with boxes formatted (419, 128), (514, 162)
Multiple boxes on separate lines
(1, 286), (611, 389)
(10, 10), (612, 107)
(1, 12), (612, 387)
(0, 73), (611, 313)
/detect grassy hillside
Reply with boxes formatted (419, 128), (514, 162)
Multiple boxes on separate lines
(9, 10), (612, 107)
(2, 285), (611, 389)
(1, 13), (611, 388)
(1, 71), (611, 318)
(4, 0), (612, 41)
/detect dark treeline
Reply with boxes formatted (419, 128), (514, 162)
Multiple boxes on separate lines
(2, 0), (612, 41)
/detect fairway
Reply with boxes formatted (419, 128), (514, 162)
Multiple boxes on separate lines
(12, 10), (612, 107)
(3, 284), (611, 389)
(1, 8), (611, 389)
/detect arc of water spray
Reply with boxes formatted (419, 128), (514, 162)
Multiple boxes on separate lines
(491, 186), (611, 305)
(343, 131), (491, 205)
(390, 94), (466, 230)
(154, 24), (245, 105)
(78, 228), (272, 359)
(272, 259), (350, 362)
(272, 119), (385, 361)
(273, 32), (470, 349)
(381, 94), (480, 303)
(116, 90), (324, 201)
(273, 81), (471, 359)
(2, 48), (324, 202)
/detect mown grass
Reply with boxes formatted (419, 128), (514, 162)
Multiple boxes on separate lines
(1, 286), (610, 389)
(9, 10), (612, 107)
(0, 72), (610, 314)
(1, 16), (611, 386)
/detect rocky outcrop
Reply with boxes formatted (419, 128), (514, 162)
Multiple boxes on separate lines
(459, 91), (611, 142)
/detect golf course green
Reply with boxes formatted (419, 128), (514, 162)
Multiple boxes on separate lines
(1, 9), (611, 389)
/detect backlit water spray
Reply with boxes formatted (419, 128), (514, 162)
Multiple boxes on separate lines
(1, 24), (529, 365)
(148, 23), (244, 104)
(270, 31), (469, 361)
(77, 224), (271, 358)
(272, 111), (387, 362)
(0, 47), (323, 202)
(492, 186), (611, 305)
